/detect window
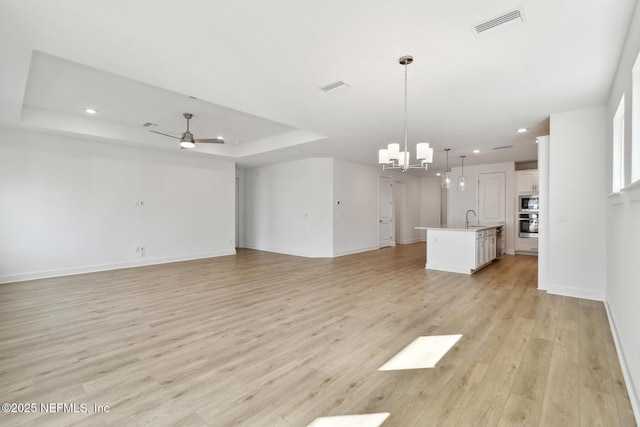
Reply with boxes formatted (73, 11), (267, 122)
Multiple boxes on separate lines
(632, 52), (640, 183)
(613, 94), (625, 192)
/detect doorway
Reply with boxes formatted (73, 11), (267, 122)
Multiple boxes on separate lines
(378, 175), (394, 248)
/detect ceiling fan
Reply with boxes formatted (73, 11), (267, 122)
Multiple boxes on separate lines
(150, 113), (224, 148)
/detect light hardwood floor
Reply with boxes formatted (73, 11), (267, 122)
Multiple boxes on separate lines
(0, 243), (635, 426)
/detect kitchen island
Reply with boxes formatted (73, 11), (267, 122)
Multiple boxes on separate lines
(415, 225), (501, 274)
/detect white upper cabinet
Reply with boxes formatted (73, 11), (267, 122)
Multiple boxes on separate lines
(516, 170), (539, 193)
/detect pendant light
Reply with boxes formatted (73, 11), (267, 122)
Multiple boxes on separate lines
(458, 155), (466, 191)
(442, 148), (452, 189)
(378, 55), (434, 172)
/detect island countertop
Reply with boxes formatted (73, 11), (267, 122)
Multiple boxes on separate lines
(415, 224), (503, 232)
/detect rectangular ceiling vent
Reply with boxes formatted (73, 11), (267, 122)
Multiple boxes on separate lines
(471, 6), (526, 39)
(142, 122), (158, 127)
(320, 80), (351, 93)
(492, 145), (513, 150)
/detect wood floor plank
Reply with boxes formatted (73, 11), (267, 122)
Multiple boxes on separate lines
(454, 316), (535, 426)
(579, 303), (615, 395)
(552, 297), (580, 364)
(580, 386), (622, 427)
(539, 357), (580, 427)
(497, 336), (553, 425)
(411, 360), (489, 426)
(0, 244), (634, 426)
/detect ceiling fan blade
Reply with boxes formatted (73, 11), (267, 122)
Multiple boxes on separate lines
(195, 138), (225, 144)
(149, 130), (180, 139)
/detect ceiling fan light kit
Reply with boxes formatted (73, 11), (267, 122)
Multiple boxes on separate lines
(180, 113), (197, 148)
(379, 55), (434, 172)
(152, 112), (225, 149)
(180, 113), (197, 149)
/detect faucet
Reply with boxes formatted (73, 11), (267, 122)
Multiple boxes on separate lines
(465, 209), (477, 229)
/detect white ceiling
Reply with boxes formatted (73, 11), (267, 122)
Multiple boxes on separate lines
(0, 0), (636, 173)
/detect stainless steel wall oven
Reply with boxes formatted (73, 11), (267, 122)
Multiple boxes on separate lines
(518, 212), (539, 238)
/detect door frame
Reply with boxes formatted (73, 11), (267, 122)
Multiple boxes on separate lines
(378, 175), (395, 248)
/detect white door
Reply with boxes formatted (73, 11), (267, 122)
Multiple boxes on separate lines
(394, 182), (406, 244)
(379, 175), (394, 248)
(478, 172), (506, 225)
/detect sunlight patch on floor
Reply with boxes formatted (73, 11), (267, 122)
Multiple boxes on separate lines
(306, 412), (390, 427)
(378, 334), (463, 371)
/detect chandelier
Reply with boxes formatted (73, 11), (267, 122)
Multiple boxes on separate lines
(378, 55), (434, 172)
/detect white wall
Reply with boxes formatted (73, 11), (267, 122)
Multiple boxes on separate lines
(547, 107), (607, 301)
(243, 158), (333, 257)
(447, 162), (516, 254)
(242, 158), (440, 257)
(0, 128), (236, 283)
(537, 135), (550, 291)
(332, 159), (379, 256)
(420, 176), (442, 237)
(389, 171), (429, 245)
(604, 0), (640, 418)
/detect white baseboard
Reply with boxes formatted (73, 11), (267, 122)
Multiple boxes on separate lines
(0, 249), (237, 284)
(604, 301), (640, 423)
(426, 262), (471, 275)
(546, 285), (605, 301)
(395, 239), (421, 245)
(242, 244), (335, 258)
(242, 244), (303, 257)
(243, 244), (381, 258)
(333, 245), (379, 257)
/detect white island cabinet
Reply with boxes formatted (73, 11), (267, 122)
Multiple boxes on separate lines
(416, 225), (499, 274)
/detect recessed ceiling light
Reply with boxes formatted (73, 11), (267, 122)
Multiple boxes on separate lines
(85, 108), (97, 114)
(436, 172), (441, 176)
(473, 149), (480, 153)
(517, 128), (528, 133)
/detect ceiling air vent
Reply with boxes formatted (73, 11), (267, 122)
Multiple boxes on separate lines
(471, 6), (526, 40)
(492, 145), (513, 150)
(320, 80), (351, 93)
(142, 122), (158, 128)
